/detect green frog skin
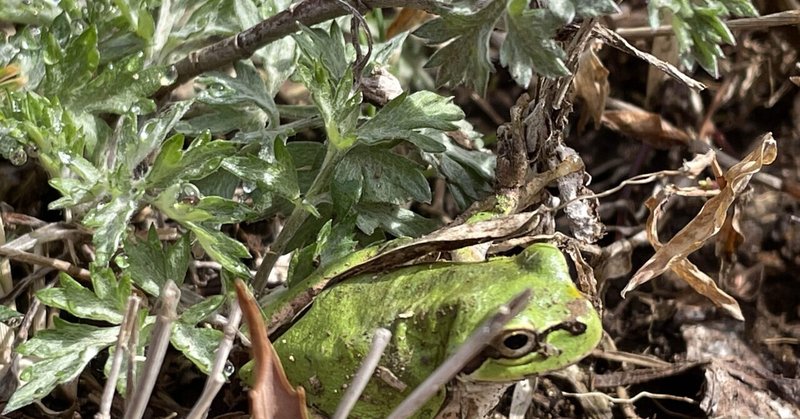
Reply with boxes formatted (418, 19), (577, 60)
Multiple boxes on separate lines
(268, 243), (602, 418)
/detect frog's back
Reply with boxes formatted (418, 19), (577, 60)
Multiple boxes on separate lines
(273, 243), (598, 418)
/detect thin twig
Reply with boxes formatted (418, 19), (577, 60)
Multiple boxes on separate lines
(593, 26), (705, 91)
(125, 281), (179, 419)
(157, 0), (445, 96)
(0, 247), (90, 280)
(563, 390), (698, 405)
(386, 289), (532, 419)
(97, 296), (141, 419)
(617, 10), (800, 39)
(126, 306), (141, 404)
(333, 328), (392, 419)
(186, 300), (243, 419)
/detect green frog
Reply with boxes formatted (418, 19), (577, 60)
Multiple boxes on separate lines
(256, 243), (601, 418)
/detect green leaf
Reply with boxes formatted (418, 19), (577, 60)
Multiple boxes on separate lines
(0, 305), (22, 322)
(197, 60), (279, 127)
(124, 100), (193, 174)
(185, 222), (251, 278)
(0, 0), (62, 25)
(414, 0), (506, 95)
(420, 123), (495, 209)
(356, 203), (439, 237)
(42, 26), (99, 97)
(175, 103), (268, 136)
(416, 0), (620, 92)
(315, 217), (360, 268)
(252, 0), (297, 96)
(357, 91), (463, 152)
(180, 295), (225, 325)
(83, 192), (140, 266)
(123, 228), (191, 297)
(36, 273), (124, 323)
(286, 141), (325, 193)
(171, 0), (254, 42)
(501, 1), (568, 87)
(65, 55), (169, 115)
(221, 140), (301, 204)
(171, 323), (224, 376)
(5, 319), (119, 413)
(293, 22), (361, 149)
(146, 133), (237, 189)
(293, 21), (350, 83)
(650, 0), (758, 76)
(331, 146), (431, 216)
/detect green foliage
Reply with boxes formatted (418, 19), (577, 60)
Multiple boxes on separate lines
(5, 320), (121, 413)
(415, 0), (619, 94)
(649, 0), (758, 76)
(123, 228), (191, 297)
(0, 0), (757, 413)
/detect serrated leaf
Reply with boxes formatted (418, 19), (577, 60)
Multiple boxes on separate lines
(651, 0), (758, 76)
(185, 221), (251, 278)
(180, 295), (225, 325)
(175, 103), (268, 136)
(415, 0), (506, 95)
(315, 218), (359, 269)
(171, 0), (253, 42)
(221, 141), (300, 204)
(5, 319), (119, 413)
(356, 203), (439, 237)
(198, 60), (279, 127)
(171, 323), (224, 375)
(65, 55), (168, 115)
(501, 2), (569, 86)
(146, 133), (237, 188)
(293, 22), (361, 149)
(124, 228), (190, 297)
(357, 91), (463, 152)
(0, 0), (61, 25)
(83, 192), (139, 266)
(331, 146), (431, 216)
(42, 25), (99, 97)
(124, 100), (193, 174)
(293, 22), (350, 83)
(0, 305), (22, 322)
(36, 273), (124, 323)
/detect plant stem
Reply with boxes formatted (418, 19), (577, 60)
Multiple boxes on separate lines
(252, 147), (342, 295)
(156, 0), (446, 97)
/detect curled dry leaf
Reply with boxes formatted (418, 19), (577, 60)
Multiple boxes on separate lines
(235, 280), (308, 419)
(387, 8), (433, 38)
(601, 109), (691, 149)
(622, 133), (778, 320)
(572, 40), (610, 131)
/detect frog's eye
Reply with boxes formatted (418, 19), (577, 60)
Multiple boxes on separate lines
(492, 329), (538, 359)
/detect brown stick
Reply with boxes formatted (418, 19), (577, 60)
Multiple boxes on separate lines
(157, 0), (445, 96)
(617, 10), (800, 39)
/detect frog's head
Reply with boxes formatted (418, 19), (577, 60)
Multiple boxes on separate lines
(463, 244), (602, 382)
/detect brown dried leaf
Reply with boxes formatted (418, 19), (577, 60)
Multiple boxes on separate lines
(622, 133), (778, 320)
(387, 8), (432, 38)
(601, 109), (691, 149)
(572, 41), (609, 131)
(235, 280), (308, 419)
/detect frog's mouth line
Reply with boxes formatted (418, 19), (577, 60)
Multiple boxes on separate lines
(460, 320), (589, 374)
